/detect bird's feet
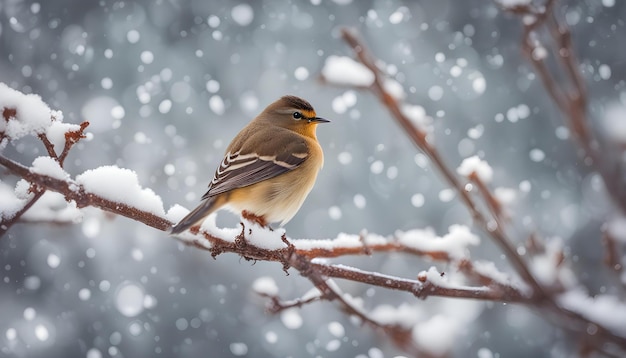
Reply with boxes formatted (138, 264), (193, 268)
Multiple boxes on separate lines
(241, 210), (271, 230)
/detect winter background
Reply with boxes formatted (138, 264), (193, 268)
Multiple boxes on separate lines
(1, 0), (625, 357)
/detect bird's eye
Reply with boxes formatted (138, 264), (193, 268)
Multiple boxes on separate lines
(292, 111), (303, 120)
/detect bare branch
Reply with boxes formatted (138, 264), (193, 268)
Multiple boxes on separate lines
(261, 292), (323, 314)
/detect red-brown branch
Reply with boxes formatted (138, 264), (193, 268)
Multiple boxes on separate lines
(295, 241), (453, 261)
(59, 121), (89, 166)
(469, 172), (506, 224)
(38, 133), (59, 159)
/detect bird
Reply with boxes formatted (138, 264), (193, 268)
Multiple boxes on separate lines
(171, 95), (329, 235)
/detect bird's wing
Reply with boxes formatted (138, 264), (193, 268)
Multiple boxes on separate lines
(202, 134), (309, 199)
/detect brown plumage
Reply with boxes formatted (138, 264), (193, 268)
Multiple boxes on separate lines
(171, 95), (328, 234)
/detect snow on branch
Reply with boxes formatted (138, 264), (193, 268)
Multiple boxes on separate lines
(0, 83), (169, 233)
(0, 82), (57, 146)
(456, 155), (493, 183)
(324, 27), (547, 298)
(320, 55), (374, 87)
(320, 23), (626, 356)
(76, 166), (166, 217)
(0, 81), (528, 356)
(3, 1), (626, 353)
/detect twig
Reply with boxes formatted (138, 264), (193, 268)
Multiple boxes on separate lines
(37, 134), (59, 160)
(58, 121), (89, 166)
(602, 230), (626, 292)
(457, 259), (528, 300)
(0, 188), (45, 236)
(262, 293), (322, 313)
(469, 172), (506, 224)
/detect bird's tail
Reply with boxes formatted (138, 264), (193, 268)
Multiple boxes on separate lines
(170, 196), (222, 235)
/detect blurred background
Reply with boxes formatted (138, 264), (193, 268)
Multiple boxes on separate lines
(1, 0), (624, 357)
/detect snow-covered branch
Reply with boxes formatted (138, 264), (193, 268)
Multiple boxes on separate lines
(326, 26), (547, 295)
(3, 0), (626, 355)
(319, 20), (626, 357)
(1, 82), (527, 356)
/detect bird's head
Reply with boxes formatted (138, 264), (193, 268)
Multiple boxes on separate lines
(261, 95), (330, 138)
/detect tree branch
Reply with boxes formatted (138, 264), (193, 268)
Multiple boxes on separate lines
(337, 26), (548, 302)
(501, 0), (626, 213)
(322, 24), (626, 355)
(0, 155), (171, 232)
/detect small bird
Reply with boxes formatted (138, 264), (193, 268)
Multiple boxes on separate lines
(171, 95), (329, 234)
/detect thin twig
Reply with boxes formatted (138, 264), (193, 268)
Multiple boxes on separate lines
(58, 121), (89, 166)
(457, 259), (528, 300)
(603, 230), (626, 292)
(261, 293), (323, 313)
(469, 172), (506, 224)
(37, 134), (59, 160)
(0, 188), (45, 236)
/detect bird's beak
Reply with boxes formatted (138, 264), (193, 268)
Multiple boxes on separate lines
(309, 117), (330, 123)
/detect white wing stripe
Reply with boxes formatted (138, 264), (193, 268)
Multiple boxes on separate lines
(221, 160), (257, 172)
(208, 151), (308, 190)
